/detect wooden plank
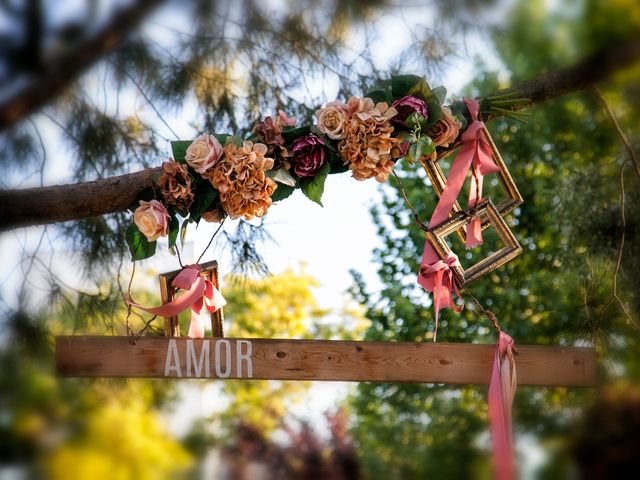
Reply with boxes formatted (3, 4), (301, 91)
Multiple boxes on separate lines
(55, 337), (597, 387)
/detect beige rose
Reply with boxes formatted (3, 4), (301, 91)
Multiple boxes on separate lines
(427, 106), (462, 148)
(185, 134), (223, 174)
(315, 101), (348, 140)
(133, 200), (170, 241)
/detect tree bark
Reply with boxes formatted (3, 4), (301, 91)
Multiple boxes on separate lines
(490, 35), (640, 110)
(1, 35), (639, 231)
(0, 0), (165, 130)
(0, 167), (160, 230)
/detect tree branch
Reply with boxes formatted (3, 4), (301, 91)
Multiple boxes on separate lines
(0, 0), (165, 130)
(489, 35), (640, 111)
(0, 167), (160, 230)
(1, 35), (640, 231)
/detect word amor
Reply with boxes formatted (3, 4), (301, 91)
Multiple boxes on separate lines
(163, 338), (253, 378)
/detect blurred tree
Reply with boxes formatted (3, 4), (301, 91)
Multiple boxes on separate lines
(349, 0), (640, 478)
(0, 293), (190, 478)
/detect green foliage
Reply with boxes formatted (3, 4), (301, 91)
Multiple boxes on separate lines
(125, 222), (156, 261)
(300, 161), (331, 206)
(188, 182), (218, 223)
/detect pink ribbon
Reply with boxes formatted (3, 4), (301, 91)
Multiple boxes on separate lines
(418, 99), (501, 335)
(429, 98), (500, 248)
(488, 331), (517, 480)
(417, 251), (462, 341)
(126, 264), (226, 338)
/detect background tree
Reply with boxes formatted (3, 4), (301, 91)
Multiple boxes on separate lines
(349, 0), (640, 478)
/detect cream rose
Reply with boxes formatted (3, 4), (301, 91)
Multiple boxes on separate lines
(315, 101), (348, 140)
(185, 134), (223, 174)
(133, 200), (170, 241)
(427, 106), (462, 148)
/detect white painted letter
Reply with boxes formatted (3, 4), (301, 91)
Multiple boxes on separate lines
(215, 339), (232, 378)
(164, 339), (182, 377)
(236, 340), (253, 378)
(186, 340), (210, 378)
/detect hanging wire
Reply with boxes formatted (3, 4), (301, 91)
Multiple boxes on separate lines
(197, 216), (227, 264)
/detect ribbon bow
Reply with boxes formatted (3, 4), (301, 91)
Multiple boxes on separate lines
(488, 331), (517, 480)
(126, 264), (226, 338)
(429, 98), (500, 248)
(417, 251), (463, 341)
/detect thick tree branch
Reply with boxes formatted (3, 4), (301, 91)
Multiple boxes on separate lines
(1, 35), (640, 231)
(0, 167), (160, 230)
(0, 0), (165, 130)
(490, 35), (640, 111)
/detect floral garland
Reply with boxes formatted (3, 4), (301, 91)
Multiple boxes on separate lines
(126, 75), (477, 260)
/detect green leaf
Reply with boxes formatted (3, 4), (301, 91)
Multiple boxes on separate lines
(180, 220), (188, 248)
(189, 182), (218, 223)
(282, 126), (311, 144)
(418, 135), (436, 157)
(391, 74), (423, 98)
(327, 148), (349, 174)
(407, 77), (433, 101)
(432, 86), (447, 105)
(171, 140), (192, 163)
(271, 184), (295, 202)
(126, 223), (157, 261)
(424, 101), (443, 129)
(366, 88), (391, 104)
(213, 133), (233, 145)
(168, 215), (180, 249)
(406, 112), (427, 130)
(300, 161), (330, 206)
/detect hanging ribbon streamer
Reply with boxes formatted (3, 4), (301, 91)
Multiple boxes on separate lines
(418, 98), (500, 337)
(126, 264), (226, 338)
(488, 331), (517, 480)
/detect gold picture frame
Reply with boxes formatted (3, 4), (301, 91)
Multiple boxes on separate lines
(159, 260), (224, 337)
(421, 127), (523, 242)
(425, 199), (523, 288)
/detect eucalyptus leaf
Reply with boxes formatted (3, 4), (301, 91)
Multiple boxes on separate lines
(300, 161), (330, 206)
(126, 223), (157, 261)
(406, 112), (427, 130)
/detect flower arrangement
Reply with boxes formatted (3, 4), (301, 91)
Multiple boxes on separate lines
(126, 75), (484, 261)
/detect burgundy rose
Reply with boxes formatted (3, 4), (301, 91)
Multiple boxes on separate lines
(291, 134), (326, 178)
(391, 95), (428, 129)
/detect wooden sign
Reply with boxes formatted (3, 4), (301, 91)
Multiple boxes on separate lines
(56, 336), (596, 387)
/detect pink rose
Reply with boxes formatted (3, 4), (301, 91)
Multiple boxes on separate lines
(133, 200), (170, 241)
(185, 134), (223, 174)
(315, 101), (349, 140)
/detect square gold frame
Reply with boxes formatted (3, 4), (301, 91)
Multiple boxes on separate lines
(421, 127), (523, 241)
(159, 260), (224, 337)
(425, 199), (523, 289)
